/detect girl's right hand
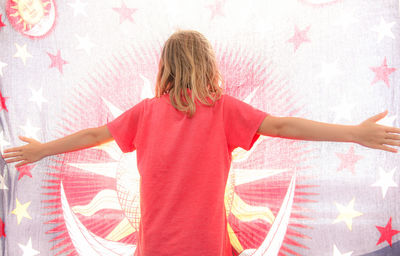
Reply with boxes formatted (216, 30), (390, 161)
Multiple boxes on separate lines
(2, 136), (46, 168)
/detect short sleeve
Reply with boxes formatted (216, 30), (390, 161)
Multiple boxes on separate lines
(223, 95), (268, 151)
(106, 99), (146, 153)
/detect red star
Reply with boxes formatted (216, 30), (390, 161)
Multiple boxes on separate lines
(0, 217), (5, 238)
(16, 164), (34, 180)
(0, 14), (5, 29)
(207, 0), (225, 20)
(336, 145), (363, 174)
(0, 90), (9, 112)
(370, 57), (396, 88)
(287, 25), (311, 52)
(47, 50), (68, 74)
(376, 217), (400, 247)
(112, 1), (137, 24)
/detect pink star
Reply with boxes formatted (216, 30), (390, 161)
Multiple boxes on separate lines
(113, 1), (137, 24)
(370, 57), (396, 88)
(287, 25), (311, 52)
(336, 145), (363, 174)
(0, 217), (5, 238)
(47, 50), (68, 74)
(16, 164), (34, 180)
(0, 14), (5, 29)
(376, 217), (400, 247)
(207, 0), (225, 20)
(0, 90), (9, 112)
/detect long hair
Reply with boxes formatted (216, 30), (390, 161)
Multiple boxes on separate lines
(155, 30), (223, 117)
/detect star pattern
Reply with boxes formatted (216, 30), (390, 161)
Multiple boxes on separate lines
(75, 34), (96, 55)
(14, 43), (33, 66)
(287, 25), (311, 52)
(68, 0), (88, 17)
(0, 217), (5, 238)
(0, 14), (5, 29)
(370, 57), (396, 88)
(0, 173), (8, 190)
(17, 165), (34, 180)
(0, 89), (9, 112)
(113, 2), (137, 24)
(371, 167), (398, 199)
(336, 146), (363, 174)
(19, 119), (41, 141)
(207, 0), (226, 20)
(0, 60), (7, 77)
(47, 50), (68, 74)
(18, 237), (40, 256)
(333, 197), (363, 231)
(12, 199), (32, 225)
(376, 217), (400, 247)
(371, 17), (395, 43)
(29, 86), (48, 111)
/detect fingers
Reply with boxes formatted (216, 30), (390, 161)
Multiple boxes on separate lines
(385, 133), (400, 140)
(384, 126), (400, 134)
(379, 144), (398, 153)
(15, 160), (29, 168)
(368, 110), (388, 123)
(4, 147), (23, 153)
(4, 156), (24, 163)
(2, 152), (22, 159)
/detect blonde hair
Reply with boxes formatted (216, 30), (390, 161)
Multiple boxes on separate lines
(155, 30), (223, 117)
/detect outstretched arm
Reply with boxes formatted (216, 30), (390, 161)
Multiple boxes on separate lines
(257, 110), (400, 153)
(2, 125), (114, 167)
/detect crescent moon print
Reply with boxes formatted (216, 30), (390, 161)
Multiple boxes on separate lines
(43, 42), (318, 255)
(6, 0), (56, 38)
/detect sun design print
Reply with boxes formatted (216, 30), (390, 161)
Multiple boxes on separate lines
(43, 41), (317, 256)
(6, 0), (56, 38)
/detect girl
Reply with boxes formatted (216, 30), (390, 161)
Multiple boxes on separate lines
(2, 30), (400, 256)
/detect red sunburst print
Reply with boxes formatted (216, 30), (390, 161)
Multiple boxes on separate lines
(42, 40), (318, 256)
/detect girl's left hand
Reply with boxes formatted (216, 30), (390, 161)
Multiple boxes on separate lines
(2, 136), (45, 168)
(354, 110), (400, 153)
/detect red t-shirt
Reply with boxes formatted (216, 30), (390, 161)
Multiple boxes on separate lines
(106, 93), (268, 256)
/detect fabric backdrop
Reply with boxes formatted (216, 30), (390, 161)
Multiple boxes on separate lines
(0, 0), (399, 255)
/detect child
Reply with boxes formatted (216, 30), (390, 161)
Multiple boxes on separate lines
(2, 30), (400, 256)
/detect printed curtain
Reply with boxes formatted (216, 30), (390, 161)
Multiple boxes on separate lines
(0, 0), (399, 255)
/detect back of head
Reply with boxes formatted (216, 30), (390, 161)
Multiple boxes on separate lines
(155, 30), (223, 118)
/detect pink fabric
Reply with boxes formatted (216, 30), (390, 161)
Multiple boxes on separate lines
(106, 93), (268, 256)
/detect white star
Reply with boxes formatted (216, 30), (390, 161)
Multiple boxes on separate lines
(18, 237), (40, 256)
(0, 131), (11, 155)
(318, 61), (341, 85)
(0, 60), (7, 77)
(334, 11), (358, 30)
(29, 86), (48, 111)
(333, 244), (353, 256)
(0, 174), (8, 190)
(333, 197), (363, 231)
(371, 17), (395, 43)
(19, 119), (41, 141)
(68, 0), (88, 17)
(13, 43), (33, 66)
(75, 34), (96, 55)
(371, 167), (397, 199)
(330, 98), (356, 123)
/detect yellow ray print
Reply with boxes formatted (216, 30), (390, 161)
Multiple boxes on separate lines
(106, 217), (136, 241)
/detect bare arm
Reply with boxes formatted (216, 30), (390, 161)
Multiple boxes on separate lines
(257, 110), (400, 153)
(2, 125), (114, 167)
